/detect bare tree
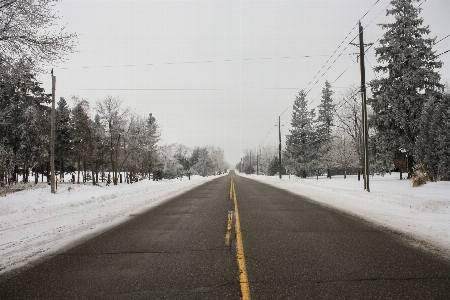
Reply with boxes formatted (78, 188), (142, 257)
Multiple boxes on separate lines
(96, 96), (129, 185)
(0, 0), (77, 70)
(335, 85), (364, 172)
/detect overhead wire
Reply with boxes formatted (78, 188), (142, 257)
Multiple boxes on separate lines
(257, 0), (392, 149)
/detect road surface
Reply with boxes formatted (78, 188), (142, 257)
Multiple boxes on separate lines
(1, 171), (449, 299)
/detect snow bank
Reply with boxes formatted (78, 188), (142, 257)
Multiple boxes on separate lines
(238, 172), (450, 258)
(0, 174), (224, 275)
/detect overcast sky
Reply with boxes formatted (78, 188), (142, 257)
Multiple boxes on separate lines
(39, 0), (450, 165)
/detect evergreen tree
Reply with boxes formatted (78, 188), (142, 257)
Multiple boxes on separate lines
(285, 90), (318, 176)
(268, 156), (279, 176)
(71, 99), (95, 183)
(55, 97), (72, 181)
(317, 81), (335, 136)
(369, 0), (443, 173)
(415, 94), (450, 181)
(93, 114), (107, 182)
(142, 113), (160, 175)
(267, 156), (285, 176)
(0, 63), (50, 182)
(316, 81), (336, 176)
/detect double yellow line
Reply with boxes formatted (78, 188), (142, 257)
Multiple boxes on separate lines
(229, 177), (251, 300)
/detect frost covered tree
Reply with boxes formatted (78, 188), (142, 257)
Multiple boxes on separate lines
(415, 93), (450, 181)
(369, 0), (443, 174)
(316, 81), (336, 177)
(140, 113), (160, 177)
(206, 145), (228, 174)
(173, 144), (191, 171)
(95, 96), (129, 185)
(335, 85), (364, 171)
(71, 98), (95, 184)
(191, 147), (214, 176)
(258, 145), (278, 175)
(0, 0), (77, 71)
(285, 90), (318, 177)
(157, 144), (184, 179)
(55, 97), (72, 181)
(0, 64), (50, 183)
(330, 129), (360, 179)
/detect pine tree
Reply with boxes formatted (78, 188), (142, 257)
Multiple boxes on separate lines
(268, 156), (279, 176)
(0, 63), (50, 183)
(285, 90), (318, 176)
(71, 99), (95, 184)
(55, 97), (72, 181)
(416, 94), (450, 181)
(369, 0), (443, 173)
(316, 80), (336, 177)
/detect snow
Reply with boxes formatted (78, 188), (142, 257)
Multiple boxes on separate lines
(0, 174), (225, 275)
(238, 172), (450, 259)
(1, 172), (449, 277)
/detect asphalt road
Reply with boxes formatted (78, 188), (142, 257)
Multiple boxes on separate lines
(1, 171), (450, 299)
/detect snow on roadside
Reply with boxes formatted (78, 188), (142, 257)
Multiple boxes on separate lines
(0, 174), (224, 275)
(238, 172), (450, 258)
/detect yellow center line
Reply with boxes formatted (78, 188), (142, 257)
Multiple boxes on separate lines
(231, 177), (251, 300)
(225, 211), (232, 246)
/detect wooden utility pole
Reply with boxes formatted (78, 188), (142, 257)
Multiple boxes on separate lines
(256, 149), (259, 175)
(279, 116), (282, 179)
(358, 21), (370, 192)
(50, 69), (56, 193)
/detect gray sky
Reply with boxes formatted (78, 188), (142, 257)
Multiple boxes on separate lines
(40, 0), (450, 165)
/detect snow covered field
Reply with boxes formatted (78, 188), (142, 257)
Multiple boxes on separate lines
(238, 172), (450, 259)
(1, 172), (449, 277)
(0, 174), (225, 276)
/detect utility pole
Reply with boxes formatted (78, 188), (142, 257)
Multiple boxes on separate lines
(279, 116), (282, 179)
(358, 21), (370, 192)
(256, 149), (259, 175)
(50, 69), (56, 194)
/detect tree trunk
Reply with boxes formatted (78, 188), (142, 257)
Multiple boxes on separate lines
(25, 167), (29, 183)
(91, 158), (96, 185)
(83, 161), (86, 183)
(47, 162), (50, 185)
(407, 155), (414, 179)
(77, 157), (80, 183)
(60, 158), (64, 182)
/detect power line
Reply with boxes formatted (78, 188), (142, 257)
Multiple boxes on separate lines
(255, 0), (398, 150)
(436, 35), (450, 44)
(53, 55), (333, 71)
(437, 49), (450, 57)
(79, 88), (228, 91)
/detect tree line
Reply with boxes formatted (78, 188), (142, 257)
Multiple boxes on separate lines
(0, 0), (230, 186)
(241, 0), (450, 181)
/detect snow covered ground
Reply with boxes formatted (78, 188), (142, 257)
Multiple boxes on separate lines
(0, 174), (225, 276)
(238, 172), (450, 259)
(1, 171), (449, 277)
